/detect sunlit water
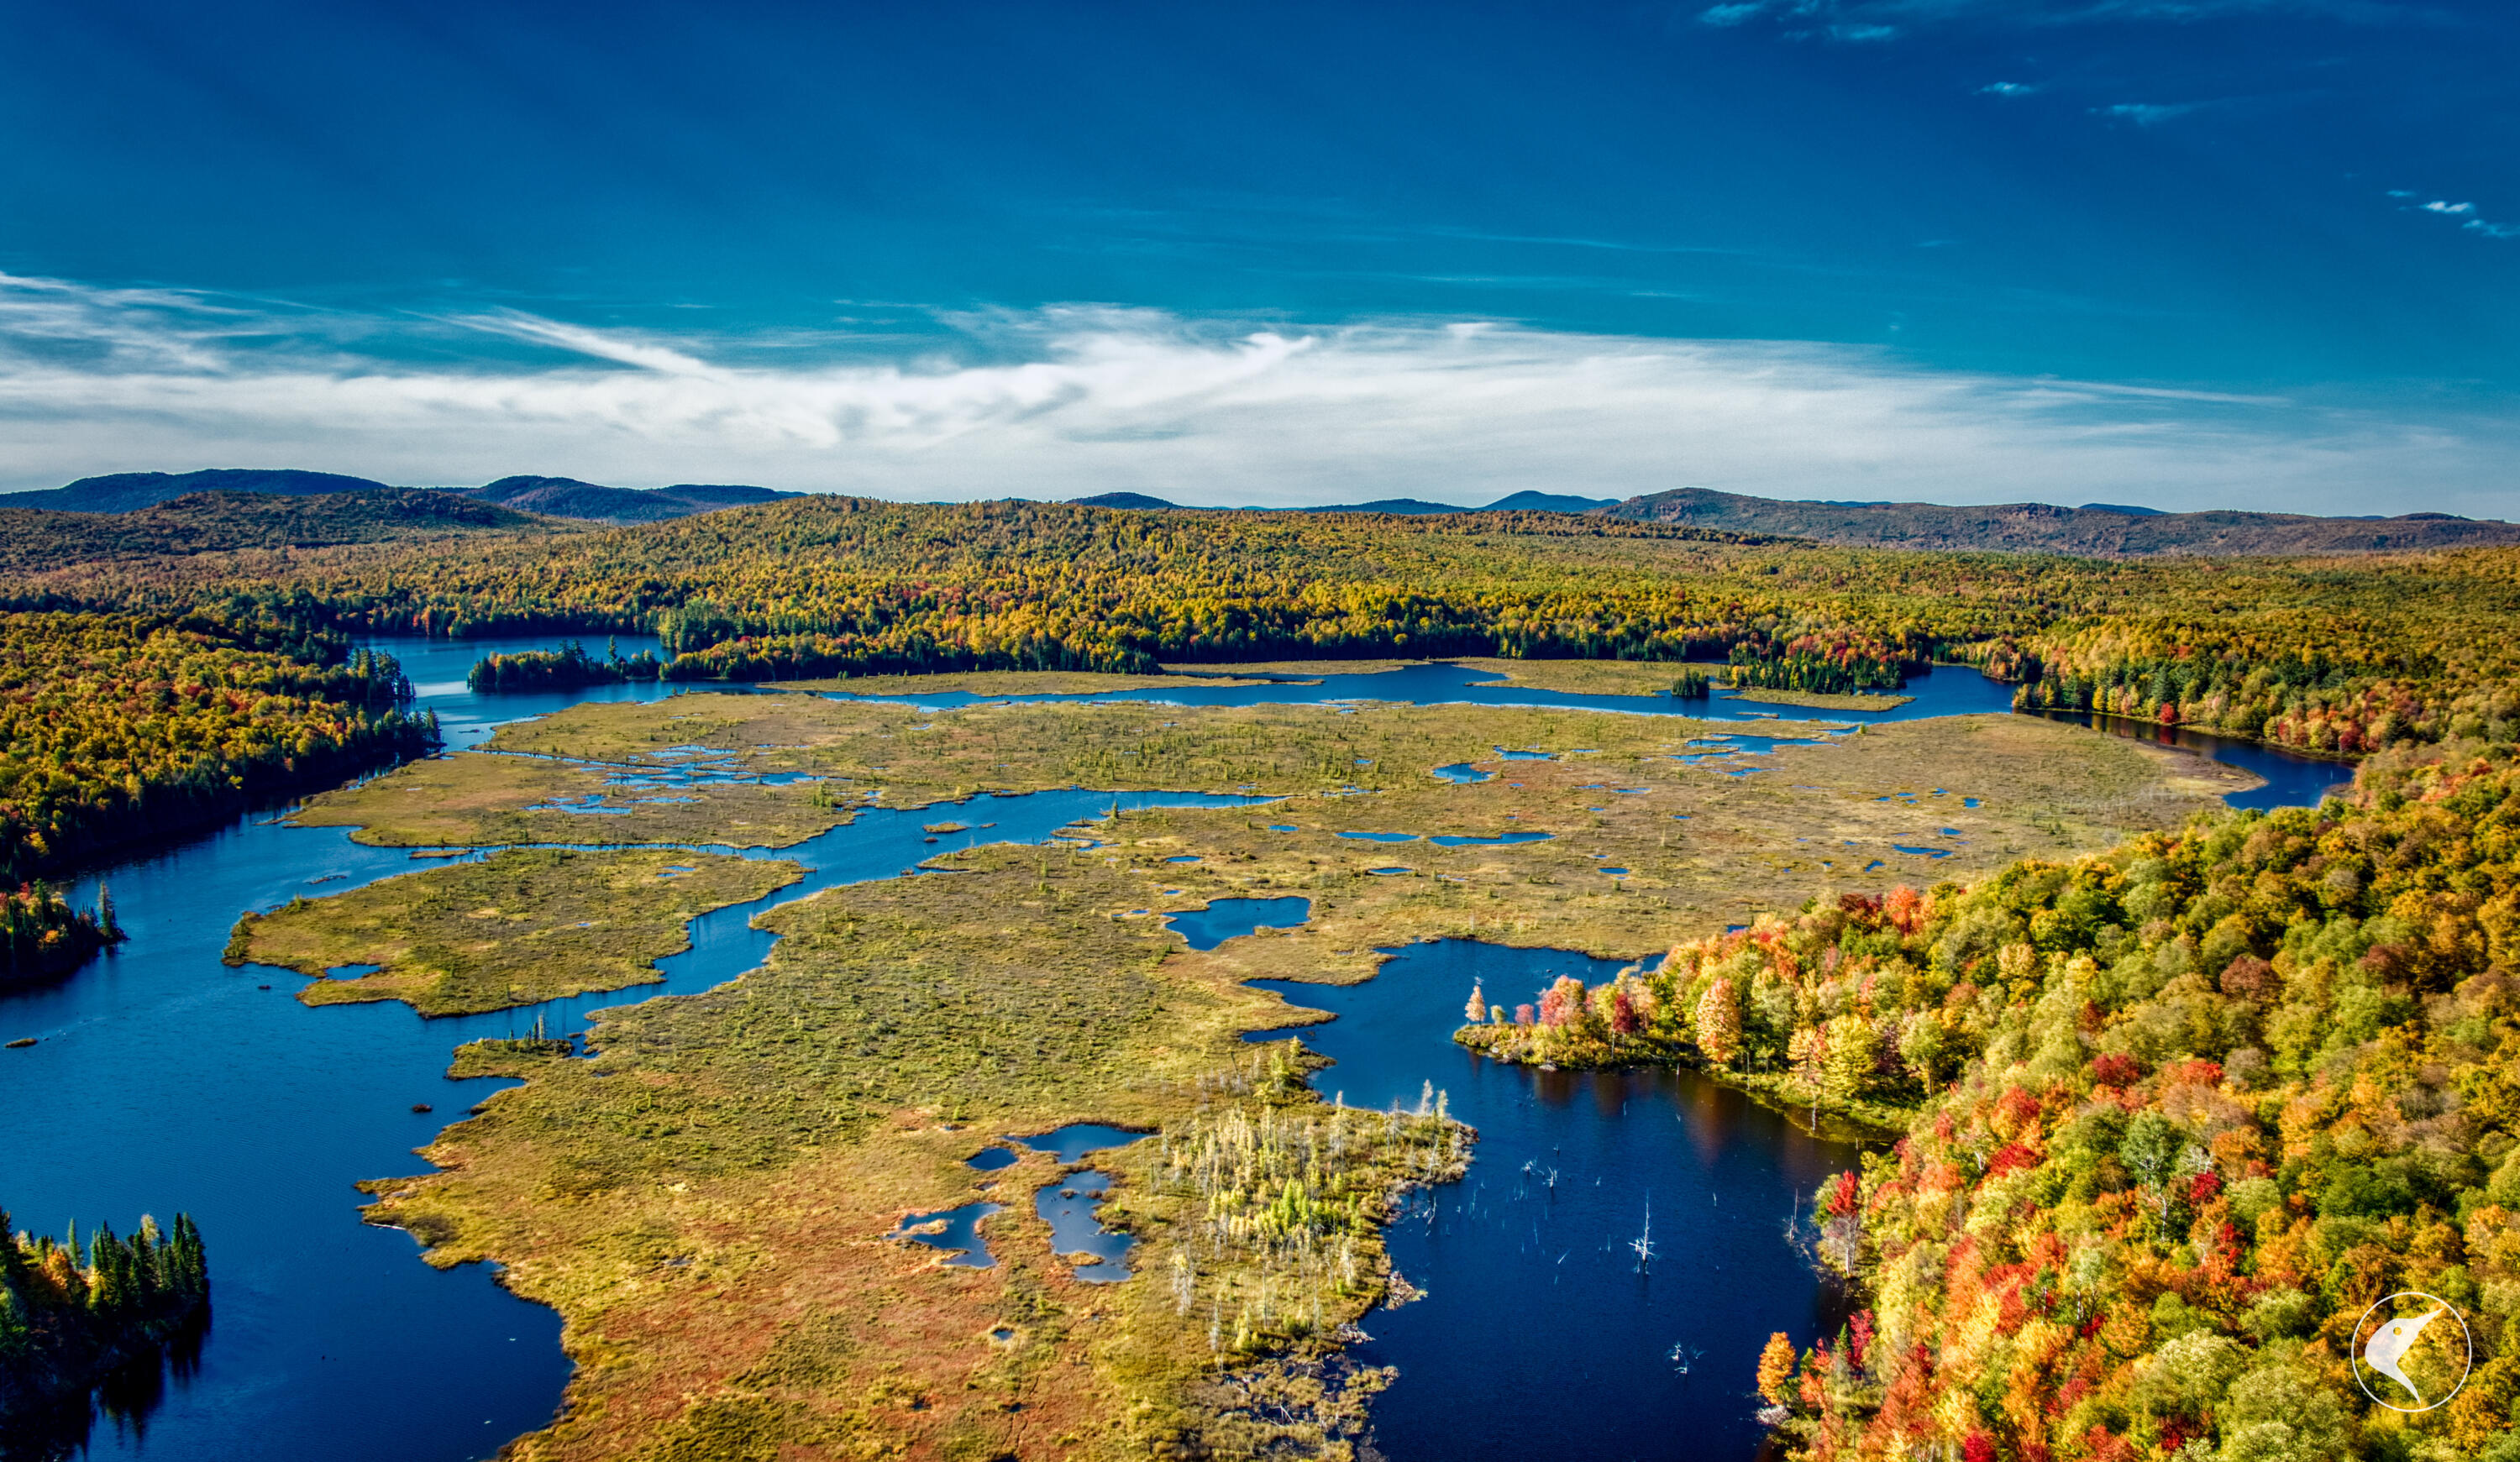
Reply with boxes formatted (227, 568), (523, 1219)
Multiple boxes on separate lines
(0, 644), (2344, 1460)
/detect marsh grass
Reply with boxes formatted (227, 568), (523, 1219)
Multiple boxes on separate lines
(320, 693), (2245, 1459)
(232, 847), (801, 1015)
(291, 749), (850, 849)
(365, 852), (1461, 1461)
(1720, 685), (1917, 711)
(771, 668), (1276, 695)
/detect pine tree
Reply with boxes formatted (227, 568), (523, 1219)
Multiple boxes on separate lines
(97, 880), (119, 941)
(1463, 983), (1487, 1022)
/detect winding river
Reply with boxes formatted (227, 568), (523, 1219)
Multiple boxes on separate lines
(1, 645), (2344, 1460)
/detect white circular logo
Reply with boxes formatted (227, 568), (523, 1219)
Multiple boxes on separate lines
(2351, 1291), (2473, 1412)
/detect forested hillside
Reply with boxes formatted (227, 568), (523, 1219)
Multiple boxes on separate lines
(0, 495), (2514, 761)
(1469, 742), (2520, 1460)
(0, 490), (554, 569)
(1608, 487), (2520, 557)
(0, 611), (434, 883)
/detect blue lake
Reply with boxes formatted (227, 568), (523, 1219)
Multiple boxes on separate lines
(1248, 941), (1866, 1462)
(2030, 709), (2353, 811)
(5, 638), (1268, 1462)
(0, 641), (2352, 1460)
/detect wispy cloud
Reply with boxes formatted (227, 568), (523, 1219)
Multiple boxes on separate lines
(2095, 101), (2208, 125)
(1979, 81), (2037, 97)
(0, 271), (2508, 516)
(1699, 0), (2427, 37)
(2392, 191), (2517, 240)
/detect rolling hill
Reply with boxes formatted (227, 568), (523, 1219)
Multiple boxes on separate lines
(1597, 485), (2520, 555)
(456, 476), (799, 523)
(0, 490), (555, 572)
(3, 470), (801, 525)
(5, 469), (399, 513)
(1066, 490), (1618, 514)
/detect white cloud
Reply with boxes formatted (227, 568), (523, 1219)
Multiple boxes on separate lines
(2393, 192), (2517, 239)
(0, 271), (2511, 518)
(1980, 81), (2037, 97)
(2097, 102), (2205, 125)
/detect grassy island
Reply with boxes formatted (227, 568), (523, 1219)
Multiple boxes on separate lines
(1723, 686), (1919, 713)
(365, 850), (1463, 1460)
(228, 846), (802, 1015)
(223, 682), (2247, 1459)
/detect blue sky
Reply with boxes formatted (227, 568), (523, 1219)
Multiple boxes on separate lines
(2, 0), (2513, 511)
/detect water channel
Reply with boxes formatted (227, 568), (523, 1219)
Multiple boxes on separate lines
(1, 646), (2344, 1460)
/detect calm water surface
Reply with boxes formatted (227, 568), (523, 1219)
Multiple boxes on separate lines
(1251, 942), (1862, 1462)
(1, 644), (2343, 1460)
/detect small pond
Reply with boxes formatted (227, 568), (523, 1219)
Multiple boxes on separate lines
(1426, 831), (1552, 847)
(1037, 1171), (1136, 1282)
(890, 1201), (1004, 1269)
(1166, 897), (1315, 951)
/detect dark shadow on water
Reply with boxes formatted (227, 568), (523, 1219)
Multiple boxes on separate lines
(0, 1303), (210, 1462)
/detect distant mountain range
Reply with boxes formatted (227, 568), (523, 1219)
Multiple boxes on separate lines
(460, 476), (799, 523)
(8, 471), (2512, 557)
(1598, 487), (2520, 555)
(1, 469), (801, 525)
(3, 469), (404, 514)
(1065, 490), (1618, 515)
(0, 490), (549, 571)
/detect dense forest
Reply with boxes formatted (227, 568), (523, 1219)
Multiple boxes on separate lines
(0, 1209), (209, 1424)
(466, 638), (664, 691)
(1464, 743), (2520, 1461)
(0, 611), (435, 883)
(4, 495), (2512, 761)
(0, 881), (122, 986)
(0, 490), (550, 570)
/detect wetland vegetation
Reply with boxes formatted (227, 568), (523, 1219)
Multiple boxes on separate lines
(228, 847), (802, 1015)
(242, 680), (2244, 1460)
(12, 497), (2520, 1461)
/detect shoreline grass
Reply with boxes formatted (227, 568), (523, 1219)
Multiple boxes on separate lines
(230, 847), (801, 1015)
(284, 691), (2254, 1457)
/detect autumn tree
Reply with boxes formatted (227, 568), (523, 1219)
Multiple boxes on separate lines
(1757, 1331), (1798, 1406)
(1693, 977), (1742, 1068)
